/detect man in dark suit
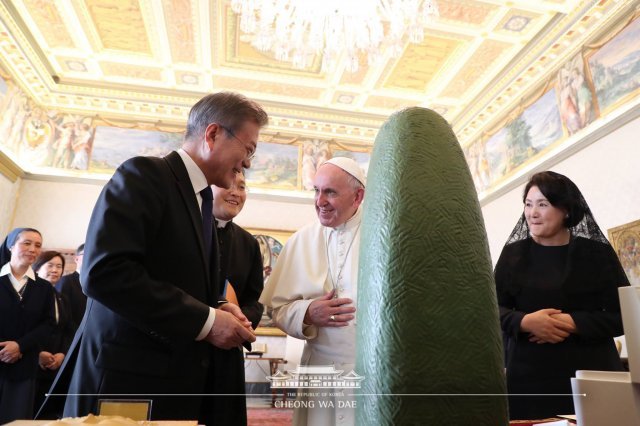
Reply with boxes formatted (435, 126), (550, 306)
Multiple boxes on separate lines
(56, 244), (87, 327)
(204, 172), (265, 425)
(52, 92), (267, 421)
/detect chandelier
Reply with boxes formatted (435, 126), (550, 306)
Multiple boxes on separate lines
(230, 0), (439, 73)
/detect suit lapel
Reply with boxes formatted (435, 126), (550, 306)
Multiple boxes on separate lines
(163, 151), (218, 303)
(164, 151), (207, 265)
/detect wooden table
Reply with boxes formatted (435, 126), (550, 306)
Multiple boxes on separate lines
(244, 356), (287, 406)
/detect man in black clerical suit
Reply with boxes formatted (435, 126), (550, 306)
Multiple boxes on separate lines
(56, 244), (86, 327)
(214, 172), (264, 330)
(202, 172), (264, 426)
(46, 92), (267, 422)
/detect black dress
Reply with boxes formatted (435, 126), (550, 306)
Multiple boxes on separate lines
(495, 237), (629, 419)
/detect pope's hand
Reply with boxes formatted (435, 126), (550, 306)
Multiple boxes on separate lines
(304, 289), (356, 327)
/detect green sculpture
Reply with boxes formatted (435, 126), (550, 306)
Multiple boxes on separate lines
(355, 107), (508, 425)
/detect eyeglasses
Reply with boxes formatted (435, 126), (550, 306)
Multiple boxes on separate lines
(219, 124), (256, 161)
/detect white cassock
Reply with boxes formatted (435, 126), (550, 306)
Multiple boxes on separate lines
(260, 208), (362, 426)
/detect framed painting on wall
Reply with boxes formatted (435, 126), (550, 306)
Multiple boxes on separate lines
(247, 228), (294, 336)
(608, 219), (640, 286)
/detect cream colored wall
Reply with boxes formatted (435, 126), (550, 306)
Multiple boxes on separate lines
(10, 178), (316, 249)
(236, 196), (316, 233)
(11, 180), (102, 249)
(482, 114), (640, 265)
(0, 173), (21, 237)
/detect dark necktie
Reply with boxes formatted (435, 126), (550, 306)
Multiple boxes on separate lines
(200, 187), (213, 259)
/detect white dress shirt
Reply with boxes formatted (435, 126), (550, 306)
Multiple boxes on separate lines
(176, 149), (217, 340)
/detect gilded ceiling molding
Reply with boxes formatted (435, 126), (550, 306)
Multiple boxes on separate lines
(0, 1), (382, 147)
(0, 3), (54, 100)
(583, 9), (640, 51)
(3, 0), (633, 156)
(93, 116), (184, 134)
(0, 150), (24, 182)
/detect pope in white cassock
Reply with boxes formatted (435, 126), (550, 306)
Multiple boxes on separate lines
(260, 157), (366, 426)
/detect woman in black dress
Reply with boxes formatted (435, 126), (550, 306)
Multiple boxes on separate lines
(0, 228), (54, 423)
(32, 250), (77, 418)
(495, 171), (629, 419)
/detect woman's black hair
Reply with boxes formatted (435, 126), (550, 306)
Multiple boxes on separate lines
(504, 170), (608, 246)
(523, 171), (585, 227)
(33, 250), (65, 274)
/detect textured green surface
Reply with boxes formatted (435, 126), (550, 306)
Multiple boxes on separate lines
(355, 108), (508, 425)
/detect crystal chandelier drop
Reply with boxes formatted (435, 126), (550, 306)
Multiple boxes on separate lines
(230, 0), (439, 73)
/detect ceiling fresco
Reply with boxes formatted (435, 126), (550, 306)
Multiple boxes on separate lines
(0, 0), (638, 193)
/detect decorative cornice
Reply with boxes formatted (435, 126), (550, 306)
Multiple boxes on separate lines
(0, 150), (24, 182)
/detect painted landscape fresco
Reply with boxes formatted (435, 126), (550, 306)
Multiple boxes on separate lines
(588, 16), (640, 113)
(244, 141), (299, 189)
(90, 126), (183, 173)
(466, 15), (640, 195)
(1, 15), (639, 197)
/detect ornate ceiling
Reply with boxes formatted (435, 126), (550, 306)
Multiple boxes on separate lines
(0, 0), (636, 150)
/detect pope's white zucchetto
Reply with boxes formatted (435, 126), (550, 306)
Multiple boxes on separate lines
(320, 157), (366, 187)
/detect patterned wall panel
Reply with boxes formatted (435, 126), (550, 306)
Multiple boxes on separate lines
(213, 76), (324, 100)
(162, 0), (196, 64)
(440, 39), (513, 98)
(438, 0), (497, 26)
(85, 0), (151, 53)
(23, 0), (75, 48)
(384, 36), (463, 91)
(100, 62), (163, 80)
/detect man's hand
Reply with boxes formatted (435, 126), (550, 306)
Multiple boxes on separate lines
(49, 353), (65, 370)
(39, 351), (55, 369)
(521, 308), (572, 344)
(304, 289), (356, 327)
(220, 302), (252, 331)
(205, 309), (256, 350)
(0, 341), (22, 364)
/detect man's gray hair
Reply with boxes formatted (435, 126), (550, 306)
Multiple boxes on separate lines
(185, 92), (268, 141)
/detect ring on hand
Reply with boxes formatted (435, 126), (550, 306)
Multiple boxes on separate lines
(330, 315), (336, 321)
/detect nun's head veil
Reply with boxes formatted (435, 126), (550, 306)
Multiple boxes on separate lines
(0, 227), (41, 266)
